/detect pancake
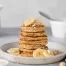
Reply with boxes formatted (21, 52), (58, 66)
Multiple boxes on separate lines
(19, 48), (34, 52)
(19, 43), (48, 50)
(20, 51), (33, 57)
(19, 40), (48, 45)
(20, 35), (47, 41)
(21, 25), (45, 32)
(20, 31), (46, 37)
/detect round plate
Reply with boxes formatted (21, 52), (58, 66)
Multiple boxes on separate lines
(0, 42), (66, 64)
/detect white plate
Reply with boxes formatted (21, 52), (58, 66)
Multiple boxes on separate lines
(0, 42), (66, 64)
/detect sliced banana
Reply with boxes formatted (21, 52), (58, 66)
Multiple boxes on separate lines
(7, 48), (20, 56)
(35, 19), (43, 24)
(24, 18), (44, 26)
(33, 48), (44, 57)
(59, 62), (66, 66)
(43, 50), (54, 57)
(24, 18), (35, 26)
(7, 48), (19, 53)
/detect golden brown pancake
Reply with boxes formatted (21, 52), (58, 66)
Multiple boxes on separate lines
(20, 51), (33, 57)
(20, 31), (46, 37)
(20, 35), (47, 41)
(19, 40), (48, 45)
(19, 48), (34, 52)
(19, 43), (48, 50)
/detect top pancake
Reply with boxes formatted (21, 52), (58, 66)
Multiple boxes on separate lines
(21, 18), (46, 32)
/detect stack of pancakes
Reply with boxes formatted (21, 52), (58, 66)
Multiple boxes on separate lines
(19, 18), (48, 57)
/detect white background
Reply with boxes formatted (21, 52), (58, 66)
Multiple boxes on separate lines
(0, 0), (66, 28)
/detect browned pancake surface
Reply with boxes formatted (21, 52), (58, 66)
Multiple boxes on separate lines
(20, 31), (46, 37)
(19, 40), (48, 45)
(19, 43), (48, 50)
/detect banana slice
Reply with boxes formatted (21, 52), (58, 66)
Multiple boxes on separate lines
(60, 62), (66, 66)
(35, 19), (43, 24)
(43, 50), (54, 57)
(33, 48), (44, 57)
(24, 18), (35, 26)
(24, 18), (44, 26)
(7, 48), (20, 56)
